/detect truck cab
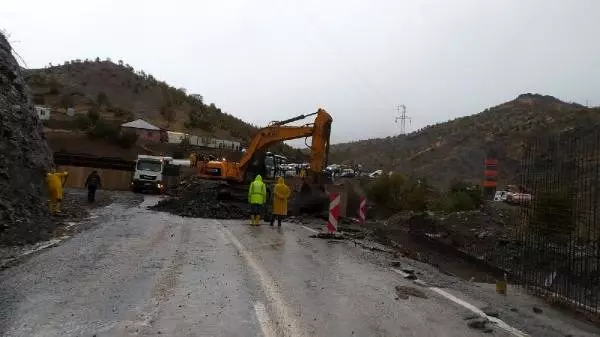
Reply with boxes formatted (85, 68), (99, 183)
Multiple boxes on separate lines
(131, 155), (173, 193)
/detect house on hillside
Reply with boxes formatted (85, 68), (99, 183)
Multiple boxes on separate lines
(35, 105), (51, 120)
(120, 119), (162, 142)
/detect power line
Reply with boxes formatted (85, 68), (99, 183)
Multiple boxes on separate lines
(394, 104), (410, 134)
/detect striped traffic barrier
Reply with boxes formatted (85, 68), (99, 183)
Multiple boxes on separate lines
(327, 192), (340, 232)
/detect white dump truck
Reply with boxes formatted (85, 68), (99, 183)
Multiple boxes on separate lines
(131, 155), (175, 193)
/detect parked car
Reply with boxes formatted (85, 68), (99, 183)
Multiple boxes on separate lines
(506, 192), (533, 205)
(368, 170), (383, 178)
(340, 169), (356, 178)
(494, 190), (508, 202)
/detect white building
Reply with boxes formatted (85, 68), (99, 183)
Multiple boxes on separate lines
(35, 106), (51, 120)
(66, 107), (77, 117)
(166, 131), (186, 144)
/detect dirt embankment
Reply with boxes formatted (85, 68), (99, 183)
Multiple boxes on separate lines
(366, 204), (516, 282)
(298, 202), (517, 283)
(0, 33), (54, 245)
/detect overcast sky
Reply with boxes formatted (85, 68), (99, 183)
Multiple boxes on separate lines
(2, 0), (600, 144)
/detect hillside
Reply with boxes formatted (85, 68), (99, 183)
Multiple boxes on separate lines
(330, 94), (600, 188)
(23, 58), (298, 158)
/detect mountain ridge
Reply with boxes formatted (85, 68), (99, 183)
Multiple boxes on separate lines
(329, 94), (600, 188)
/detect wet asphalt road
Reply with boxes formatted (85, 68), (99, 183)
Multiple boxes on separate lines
(0, 196), (515, 337)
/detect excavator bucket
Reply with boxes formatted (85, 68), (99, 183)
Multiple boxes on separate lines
(289, 178), (330, 216)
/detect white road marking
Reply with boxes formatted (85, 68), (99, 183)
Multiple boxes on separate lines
(219, 219), (527, 337)
(429, 287), (529, 337)
(301, 225), (319, 234)
(391, 268), (411, 278)
(392, 267), (529, 336)
(215, 220), (304, 337)
(254, 301), (277, 337)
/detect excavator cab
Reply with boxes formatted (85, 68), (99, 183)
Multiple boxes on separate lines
(240, 151), (276, 183)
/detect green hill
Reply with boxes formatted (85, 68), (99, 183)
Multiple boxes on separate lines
(24, 59), (297, 158)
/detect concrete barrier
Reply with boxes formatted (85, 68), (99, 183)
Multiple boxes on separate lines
(56, 165), (133, 191)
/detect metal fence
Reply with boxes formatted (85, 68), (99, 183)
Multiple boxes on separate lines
(368, 125), (600, 316)
(496, 126), (600, 315)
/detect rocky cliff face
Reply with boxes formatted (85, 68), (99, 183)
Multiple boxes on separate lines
(0, 33), (54, 244)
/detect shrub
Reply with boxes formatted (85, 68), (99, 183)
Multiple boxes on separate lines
(405, 182), (428, 211)
(529, 190), (574, 242)
(74, 114), (92, 130)
(430, 181), (482, 212)
(87, 118), (119, 140)
(367, 173), (427, 211)
(112, 107), (131, 118)
(87, 106), (100, 124)
(160, 105), (176, 122)
(59, 94), (73, 111)
(96, 91), (110, 107)
(444, 191), (478, 212)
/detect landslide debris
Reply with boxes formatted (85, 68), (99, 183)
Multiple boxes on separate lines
(149, 177), (249, 219)
(0, 33), (55, 245)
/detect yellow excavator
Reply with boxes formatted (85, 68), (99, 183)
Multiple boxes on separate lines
(196, 108), (333, 213)
(197, 108), (332, 184)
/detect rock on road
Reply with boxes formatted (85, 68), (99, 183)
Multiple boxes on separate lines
(0, 195), (598, 337)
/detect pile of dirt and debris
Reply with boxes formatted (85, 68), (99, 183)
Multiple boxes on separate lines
(380, 203), (516, 257)
(360, 204), (519, 282)
(149, 177), (250, 219)
(0, 33), (55, 245)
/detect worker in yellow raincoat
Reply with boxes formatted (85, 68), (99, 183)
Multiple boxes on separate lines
(189, 152), (197, 168)
(299, 167), (307, 178)
(248, 175), (266, 225)
(46, 170), (69, 214)
(270, 177), (290, 227)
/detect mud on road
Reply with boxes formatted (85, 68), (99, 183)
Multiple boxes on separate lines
(0, 189), (143, 268)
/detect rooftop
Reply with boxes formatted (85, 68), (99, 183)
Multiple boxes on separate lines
(121, 119), (161, 130)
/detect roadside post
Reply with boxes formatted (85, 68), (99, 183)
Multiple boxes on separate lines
(358, 196), (366, 224)
(327, 192), (340, 232)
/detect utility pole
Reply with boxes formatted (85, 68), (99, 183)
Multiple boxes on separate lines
(394, 104), (411, 134)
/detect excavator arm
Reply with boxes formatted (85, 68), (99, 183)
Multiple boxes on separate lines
(238, 109), (333, 181)
(238, 126), (313, 168)
(198, 108), (332, 184)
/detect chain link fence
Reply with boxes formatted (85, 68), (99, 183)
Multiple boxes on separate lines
(421, 126), (600, 315)
(443, 126), (600, 317)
